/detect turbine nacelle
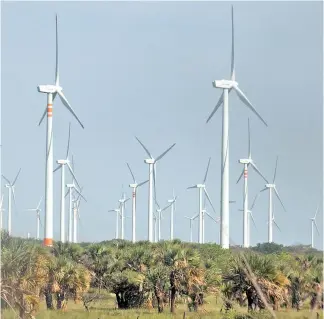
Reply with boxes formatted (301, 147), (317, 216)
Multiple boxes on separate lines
(66, 183), (75, 188)
(5, 184), (10, 188)
(212, 79), (238, 89)
(144, 158), (155, 164)
(37, 84), (62, 94)
(239, 159), (251, 164)
(57, 159), (69, 165)
(196, 184), (205, 188)
(265, 183), (275, 188)
(129, 183), (137, 188)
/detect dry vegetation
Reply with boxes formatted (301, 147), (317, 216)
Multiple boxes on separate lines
(1, 230), (323, 319)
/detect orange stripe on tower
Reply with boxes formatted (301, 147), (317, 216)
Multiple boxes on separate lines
(47, 106), (53, 117)
(43, 238), (53, 247)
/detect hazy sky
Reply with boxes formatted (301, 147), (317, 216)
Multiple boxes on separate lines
(1, 1), (323, 249)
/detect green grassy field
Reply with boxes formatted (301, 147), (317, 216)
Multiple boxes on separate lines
(3, 293), (323, 319)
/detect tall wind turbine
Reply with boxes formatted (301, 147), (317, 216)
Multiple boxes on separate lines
(206, 6), (267, 249)
(260, 157), (286, 243)
(238, 193), (259, 247)
(27, 197), (43, 240)
(54, 124), (81, 243)
(167, 190), (177, 240)
(2, 168), (21, 236)
(126, 163), (148, 243)
(236, 119), (268, 248)
(37, 15), (84, 247)
(118, 193), (129, 240)
(184, 214), (199, 243)
(310, 204), (320, 248)
(108, 208), (121, 239)
(135, 137), (176, 242)
(187, 157), (216, 244)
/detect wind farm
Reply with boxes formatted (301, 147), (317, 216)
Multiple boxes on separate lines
(1, 2), (322, 318)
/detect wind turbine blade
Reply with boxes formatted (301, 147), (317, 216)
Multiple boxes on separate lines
(2, 175), (11, 185)
(187, 185), (197, 190)
(12, 188), (17, 209)
(153, 164), (157, 204)
(206, 211), (217, 223)
(250, 212), (258, 230)
(65, 188), (70, 198)
(12, 168), (21, 186)
(314, 221), (320, 236)
(229, 200), (236, 203)
(126, 163), (136, 183)
(38, 107), (47, 126)
(135, 137), (152, 159)
(66, 163), (81, 190)
(204, 188), (217, 214)
(203, 157), (211, 183)
(274, 187), (286, 212)
(37, 197), (43, 210)
(108, 209), (116, 212)
(161, 202), (172, 212)
(273, 219), (281, 232)
(124, 198), (130, 203)
(137, 179), (149, 187)
(248, 118), (251, 158)
(57, 90), (84, 129)
(206, 92), (223, 124)
(74, 187), (87, 202)
(314, 204), (320, 219)
(192, 213), (199, 220)
(184, 216), (191, 220)
(155, 143), (176, 162)
(233, 85), (268, 127)
(251, 162), (268, 183)
(27, 209), (36, 211)
(53, 164), (62, 173)
(55, 14), (59, 86)
(260, 187), (268, 193)
(250, 193), (259, 210)
(0, 194), (3, 209)
(230, 5), (235, 81)
(236, 168), (244, 184)
(273, 156), (278, 183)
(39, 214), (44, 228)
(66, 123), (71, 159)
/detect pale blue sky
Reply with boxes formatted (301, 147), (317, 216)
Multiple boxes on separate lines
(1, 1), (323, 249)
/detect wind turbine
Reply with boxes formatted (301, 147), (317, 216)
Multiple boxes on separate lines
(310, 204), (320, 248)
(54, 123), (81, 243)
(72, 187), (86, 243)
(238, 193), (259, 247)
(187, 157), (216, 244)
(184, 214), (199, 243)
(202, 207), (220, 244)
(2, 168), (21, 236)
(37, 15), (84, 247)
(126, 163), (148, 243)
(155, 199), (172, 242)
(135, 137), (176, 242)
(108, 208), (121, 239)
(206, 6), (267, 249)
(236, 119), (268, 248)
(0, 194), (5, 230)
(260, 157), (286, 243)
(27, 197), (43, 240)
(167, 190), (178, 240)
(65, 183), (85, 242)
(118, 193), (130, 240)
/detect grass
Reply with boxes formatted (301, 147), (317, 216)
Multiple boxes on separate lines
(2, 294), (323, 319)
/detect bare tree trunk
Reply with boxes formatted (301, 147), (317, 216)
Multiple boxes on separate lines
(170, 271), (176, 313)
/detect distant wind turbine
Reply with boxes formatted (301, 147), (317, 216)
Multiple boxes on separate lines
(206, 6), (267, 249)
(310, 204), (320, 248)
(135, 137), (176, 242)
(27, 197), (43, 240)
(37, 15), (84, 247)
(187, 158), (216, 244)
(236, 119), (268, 248)
(108, 208), (121, 239)
(126, 163), (148, 243)
(72, 187), (86, 243)
(2, 168), (21, 236)
(118, 193), (130, 240)
(155, 199), (172, 242)
(184, 214), (199, 243)
(167, 189), (178, 240)
(260, 157), (286, 243)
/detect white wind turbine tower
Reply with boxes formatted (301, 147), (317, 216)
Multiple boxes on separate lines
(108, 208), (121, 239)
(135, 137), (176, 242)
(0, 194), (5, 230)
(167, 190), (178, 240)
(118, 193), (130, 240)
(238, 193), (259, 247)
(236, 119), (268, 248)
(155, 200), (172, 242)
(206, 6), (267, 249)
(187, 157), (216, 244)
(54, 124), (81, 243)
(184, 214), (199, 243)
(259, 157), (286, 243)
(310, 204), (320, 248)
(27, 197), (43, 240)
(72, 189), (86, 243)
(2, 168), (21, 236)
(126, 163), (148, 243)
(65, 182), (85, 242)
(37, 15), (84, 247)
